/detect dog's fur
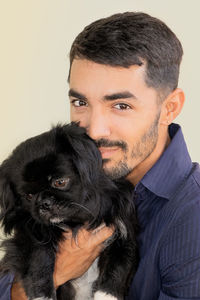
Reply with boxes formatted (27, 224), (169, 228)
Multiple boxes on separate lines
(0, 123), (138, 300)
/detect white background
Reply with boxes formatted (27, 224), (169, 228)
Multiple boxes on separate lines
(0, 0), (200, 163)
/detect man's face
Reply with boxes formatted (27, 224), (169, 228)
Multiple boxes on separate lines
(69, 59), (162, 182)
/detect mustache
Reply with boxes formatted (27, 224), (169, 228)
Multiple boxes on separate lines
(95, 138), (127, 151)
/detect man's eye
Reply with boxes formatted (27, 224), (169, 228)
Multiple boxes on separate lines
(51, 178), (70, 189)
(71, 100), (88, 107)
(114, 103), (131, 110)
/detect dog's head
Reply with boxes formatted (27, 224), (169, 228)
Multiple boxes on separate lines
(0, 123), (106, 234)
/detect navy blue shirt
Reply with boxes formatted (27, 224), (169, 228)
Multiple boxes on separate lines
(1, 123), (200, 299)
(127, 123), (200, 299)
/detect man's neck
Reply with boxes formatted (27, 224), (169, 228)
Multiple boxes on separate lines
(127, 131), (171, 186)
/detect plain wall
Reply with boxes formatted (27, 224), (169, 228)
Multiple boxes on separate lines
(0, 0), (200, 163)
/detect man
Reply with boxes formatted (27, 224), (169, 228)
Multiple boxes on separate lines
(1, 11), (200, 300)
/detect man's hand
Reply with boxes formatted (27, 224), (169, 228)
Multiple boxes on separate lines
(11, 225), (114, 299)
(11, 281), (27, 300)
(53, 225), (114, 288)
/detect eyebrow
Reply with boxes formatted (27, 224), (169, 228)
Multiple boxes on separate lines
(68, 89), (138, 102)
(68, 89), (86, 101)
(104, 91), (137, 101)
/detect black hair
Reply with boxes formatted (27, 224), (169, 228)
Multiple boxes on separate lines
(69, 12), (183, 99)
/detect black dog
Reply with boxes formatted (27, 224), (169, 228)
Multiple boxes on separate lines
(0, 123), (138, 300)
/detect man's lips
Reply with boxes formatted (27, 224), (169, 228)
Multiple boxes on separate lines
(98, 147), (119, 158)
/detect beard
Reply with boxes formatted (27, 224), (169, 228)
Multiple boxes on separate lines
(98, 112), (161, 180)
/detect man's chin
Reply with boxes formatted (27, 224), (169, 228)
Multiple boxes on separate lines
(102, 159), (132, 180)
(102, 158), (112, 175)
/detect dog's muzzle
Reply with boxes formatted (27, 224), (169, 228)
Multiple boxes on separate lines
(36, 194), (64, 224)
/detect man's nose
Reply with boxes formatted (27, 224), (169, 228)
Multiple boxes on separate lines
(86, 110), (111, 141)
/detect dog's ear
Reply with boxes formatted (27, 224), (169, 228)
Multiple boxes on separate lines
(71, 135), (102, 186)
(56, 123), (103, 187)
(0, 167), (18, 235)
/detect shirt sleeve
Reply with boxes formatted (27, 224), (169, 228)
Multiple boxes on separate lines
(0, 274), (14, 300)
(159, 202), (200, 298)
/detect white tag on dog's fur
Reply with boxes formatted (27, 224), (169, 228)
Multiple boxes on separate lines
(94, 291), (118, 300)
(72, 258), (99, 300)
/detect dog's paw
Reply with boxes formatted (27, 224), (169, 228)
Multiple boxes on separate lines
(94, 291), (118, 300)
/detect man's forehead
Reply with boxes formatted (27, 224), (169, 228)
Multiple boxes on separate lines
(68, 59), (158, 104)
(69, 58), (147, 81)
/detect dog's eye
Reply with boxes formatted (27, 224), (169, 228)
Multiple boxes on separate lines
(26, 193), (33, 200)
(52, 178), (70, 189)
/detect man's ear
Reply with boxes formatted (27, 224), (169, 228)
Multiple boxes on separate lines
(160, 88), (185, 126)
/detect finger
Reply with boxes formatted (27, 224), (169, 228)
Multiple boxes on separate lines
(90, 225), (115, 245)
(75, 225), (115, 248)
(63, 229), (73, 239)
(60, 225), (114, 250)
(91, 223), (106, 234)
(69, 227), (91, 249)
(59, 228), (89, 250)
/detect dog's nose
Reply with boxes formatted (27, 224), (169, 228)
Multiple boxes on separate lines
(41, 199), (52, 210)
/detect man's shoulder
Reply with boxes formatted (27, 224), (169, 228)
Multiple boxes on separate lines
(190, 162), (200, 189)
(156, 163), (200, 237)
(182, 162), (200, 203)
(166, 162), (200, 227)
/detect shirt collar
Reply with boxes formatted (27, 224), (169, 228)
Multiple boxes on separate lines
(136, 123), (192, 200)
